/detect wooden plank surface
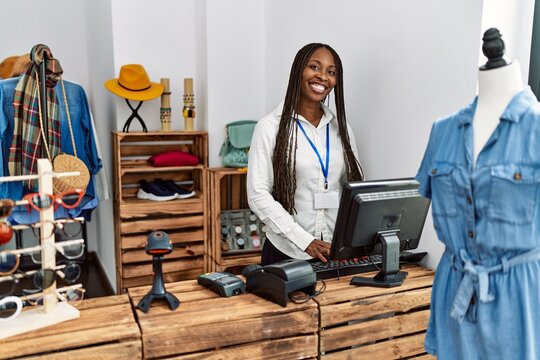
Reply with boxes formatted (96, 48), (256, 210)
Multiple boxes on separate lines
(19, 340), (142, 360)
(122, 229), (204, 250)
(169, 334), (318, 360)
(122, 268), (203, 289)
(322, 332), (428, 360)
(120, 215), (204, 234)
(129, 279), (318, 359)
(119, 197), (204, 218)
(122, 257), (204, 278)
(320, 287), (432, 327)
(315, 265), (434, 306)
(0, 295), (141, 359)
(122, 243), (205, 263)
(320, 309), (430, 352)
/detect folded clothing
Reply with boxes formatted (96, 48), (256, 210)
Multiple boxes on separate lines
(148, 151), (199, 167)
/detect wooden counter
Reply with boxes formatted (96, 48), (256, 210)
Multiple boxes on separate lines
(128, 279), (319, 359)
(0, 295), (141, 360)
(316, 264), (435, 359)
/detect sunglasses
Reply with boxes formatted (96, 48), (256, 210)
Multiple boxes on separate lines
(0, 199), (15, 218)
(30, 240), (85, 264)
(0, 296), (23, 322)
(23, 189), (84, 213)
(29, 219), (83, 240)
(0, 220), (13, 245)
(0, 268), (59, 297)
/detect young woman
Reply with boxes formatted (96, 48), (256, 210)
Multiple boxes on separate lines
(247, 43), (364, 265)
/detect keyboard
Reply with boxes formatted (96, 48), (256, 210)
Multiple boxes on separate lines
(310, 251), (427, 280)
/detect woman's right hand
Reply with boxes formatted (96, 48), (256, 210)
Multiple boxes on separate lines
(305, 239), (331, 262)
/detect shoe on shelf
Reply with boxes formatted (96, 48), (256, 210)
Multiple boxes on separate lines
(137, 180), (178, 201)
(155, 179), (196, 199)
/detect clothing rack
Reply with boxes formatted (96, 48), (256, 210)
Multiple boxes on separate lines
(0, 159), (81, 340)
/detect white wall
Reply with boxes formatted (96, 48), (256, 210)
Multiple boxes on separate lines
(110, 0), (199, 133)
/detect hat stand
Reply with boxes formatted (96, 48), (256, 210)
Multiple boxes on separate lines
(122, 99), (148, 133)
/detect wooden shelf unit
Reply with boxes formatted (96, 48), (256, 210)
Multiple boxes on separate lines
(208, 168), (262, 273)
(113, 131), (208, 293)
(316, 264), (435, 359)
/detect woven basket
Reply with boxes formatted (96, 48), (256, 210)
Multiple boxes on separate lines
(52, 154), (90, 194)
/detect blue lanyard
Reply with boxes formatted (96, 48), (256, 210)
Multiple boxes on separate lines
(296, 119), (330, 189)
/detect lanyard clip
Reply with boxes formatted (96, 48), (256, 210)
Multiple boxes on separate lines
(324, 180), (328, 190)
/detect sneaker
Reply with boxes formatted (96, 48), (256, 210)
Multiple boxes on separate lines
(137, 180), (178, 201)
(155, 179), (196, 199)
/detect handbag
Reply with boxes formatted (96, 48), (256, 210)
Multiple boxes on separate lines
(219, 120), (257, 168)
(38, 78), (90, 194)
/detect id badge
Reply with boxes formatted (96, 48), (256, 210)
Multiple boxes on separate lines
(314, 191), (340, 209)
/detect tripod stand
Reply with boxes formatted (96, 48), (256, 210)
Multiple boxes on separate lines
(137, 255), (180, 313)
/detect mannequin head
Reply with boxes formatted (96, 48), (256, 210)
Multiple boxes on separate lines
(480, 28), (510, 71)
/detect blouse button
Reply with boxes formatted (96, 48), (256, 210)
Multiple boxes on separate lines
(467, 231), (474, 238)
(513, 172), (522, 181)
(466, 196), (472, 204)
(431, 169), (437, 175)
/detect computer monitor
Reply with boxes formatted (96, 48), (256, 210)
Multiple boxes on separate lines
(330, 178), (430, 288)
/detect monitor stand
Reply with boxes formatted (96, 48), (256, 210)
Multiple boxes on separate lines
(350, 230), (407, 288)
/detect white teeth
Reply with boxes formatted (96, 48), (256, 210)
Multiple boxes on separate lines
(310, 83), (325, 93)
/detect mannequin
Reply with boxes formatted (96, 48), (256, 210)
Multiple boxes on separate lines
(473, 28), (524, 165)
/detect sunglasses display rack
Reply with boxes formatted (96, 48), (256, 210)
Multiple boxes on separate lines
(0, 159), (83, 339)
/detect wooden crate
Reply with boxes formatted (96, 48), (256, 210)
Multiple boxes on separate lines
(113, 131), (209, 293)
(316, 264), (435, 359)
(128, 279), (319, 359)
(0, 295), (141, 360)
(207, 168), (263, 273)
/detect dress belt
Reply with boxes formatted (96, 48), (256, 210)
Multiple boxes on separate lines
(449, 247), (540, 323)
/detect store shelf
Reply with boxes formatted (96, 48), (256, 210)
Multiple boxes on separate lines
(207, 167), (264, 273)
(113, 131), (208, 293)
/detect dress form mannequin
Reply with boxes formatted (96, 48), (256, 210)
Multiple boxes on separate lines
(473, 28), (524, 166)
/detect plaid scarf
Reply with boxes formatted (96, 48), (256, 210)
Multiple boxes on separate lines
(9, 44), (63, 189)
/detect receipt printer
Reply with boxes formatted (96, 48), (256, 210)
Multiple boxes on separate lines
(242, 259), (316, 307)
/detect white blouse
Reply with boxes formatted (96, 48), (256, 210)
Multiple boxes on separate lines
(247, 101), (360, 260)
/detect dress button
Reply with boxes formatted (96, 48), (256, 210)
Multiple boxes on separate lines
(467, 231), (474, 238)
(431, 169), (437, 175)
(513, 172), (522, 181)
(466, 196), (472, 204)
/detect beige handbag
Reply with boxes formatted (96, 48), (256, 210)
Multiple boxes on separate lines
(38, 78), (90, 194)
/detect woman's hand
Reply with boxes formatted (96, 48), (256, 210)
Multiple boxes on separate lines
(305, 239), (331, 262)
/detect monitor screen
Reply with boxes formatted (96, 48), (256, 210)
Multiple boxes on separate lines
(329, 178), (430, 287)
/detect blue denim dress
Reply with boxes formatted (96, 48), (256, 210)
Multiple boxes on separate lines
(416, 87), (540, 360)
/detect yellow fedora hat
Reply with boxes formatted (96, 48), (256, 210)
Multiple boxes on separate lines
(105, 64), (163, 101)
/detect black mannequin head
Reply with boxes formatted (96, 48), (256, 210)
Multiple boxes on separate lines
(480, 28), (510, 70)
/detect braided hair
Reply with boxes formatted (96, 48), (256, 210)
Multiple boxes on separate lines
(272, 43), (364, 214)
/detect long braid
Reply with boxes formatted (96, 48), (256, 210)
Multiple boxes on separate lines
(272, 43), (364, 214)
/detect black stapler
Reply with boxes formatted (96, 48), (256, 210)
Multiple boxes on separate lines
(242, 259), (316, 307)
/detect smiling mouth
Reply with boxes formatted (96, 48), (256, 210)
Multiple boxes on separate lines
(310, 83), (326, 94)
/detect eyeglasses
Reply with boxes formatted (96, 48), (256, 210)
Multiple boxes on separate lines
(0, 296), (23, 322)
(60, 261), (84, 284)
(30, 219), (83, 240)
(0, 220), (13, 245)
(30, 241), (85, 264)
(23, 287), (85, 307)
(0, 252), (20, 276)
(0, 199), (15, 218)
(23, 189), (85, 213)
